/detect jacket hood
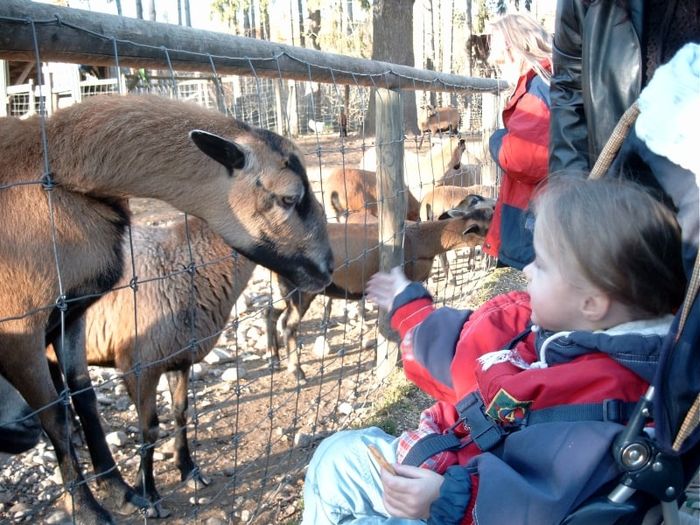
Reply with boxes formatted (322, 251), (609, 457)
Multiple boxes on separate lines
(535, 315), (674, 382)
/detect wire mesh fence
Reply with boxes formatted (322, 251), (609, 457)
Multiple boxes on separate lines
(0, 4), (506, 524)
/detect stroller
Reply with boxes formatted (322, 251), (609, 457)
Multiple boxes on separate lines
(562, 48), (700, 524)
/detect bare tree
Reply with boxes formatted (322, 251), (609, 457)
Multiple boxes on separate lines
(135, 0), (143, 19)
(184, 0), (191, 26)
(147, 0), (156, 21)
(297, 0), (306, 47)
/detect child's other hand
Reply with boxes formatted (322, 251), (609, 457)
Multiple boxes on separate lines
(380, 463), (444, 520)
(366, 266), (411, 311)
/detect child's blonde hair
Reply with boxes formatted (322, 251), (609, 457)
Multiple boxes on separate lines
(533, 176), (687, 317)
(490, 13), (552, 83)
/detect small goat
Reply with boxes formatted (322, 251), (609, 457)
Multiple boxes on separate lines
(0, 94), (333, 524)
(420, 185), (496, 280)
(267, 206), (493, 379)
(418, 105), (461, 147)
(325, 167), (421, 222)
(47, 216), (256, 517)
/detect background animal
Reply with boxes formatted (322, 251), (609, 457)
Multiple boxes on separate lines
(356, 138), (481, 199)
(325, 167), (421, 222)
(0, 94), (333, 524)
(418, 105), (461, 147)
(420, 185), (496, 279)
(47, 216), (256, 517)
(267, 206), (493, 379)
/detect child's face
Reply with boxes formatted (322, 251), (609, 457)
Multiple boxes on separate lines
(523, 225), (592, 332)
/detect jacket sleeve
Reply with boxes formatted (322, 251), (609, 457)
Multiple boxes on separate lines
(490, 77), (550, 185)
(428, 465), (476, 525)
(549, 0), (590, 174)
(389, 283), (472, 401)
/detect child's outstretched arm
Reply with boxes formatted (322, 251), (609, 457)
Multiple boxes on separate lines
(366, 266), (411, 311)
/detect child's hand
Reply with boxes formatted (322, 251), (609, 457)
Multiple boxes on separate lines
(366, 266), (411, 311)
(380, 463), (444, 520)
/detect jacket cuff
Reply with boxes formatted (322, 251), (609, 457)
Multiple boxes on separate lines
(389, 282), (432, 318)
(428, 465), (473, 525)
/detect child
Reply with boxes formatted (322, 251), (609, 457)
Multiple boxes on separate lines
(301, 176), (687, 525)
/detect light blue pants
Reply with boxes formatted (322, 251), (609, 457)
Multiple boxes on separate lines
(301, 427), (427, 525)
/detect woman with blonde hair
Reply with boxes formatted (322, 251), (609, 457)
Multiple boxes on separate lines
(483, 13), (552, 270)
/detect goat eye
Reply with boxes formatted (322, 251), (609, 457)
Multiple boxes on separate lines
(279, 195), (298, 209)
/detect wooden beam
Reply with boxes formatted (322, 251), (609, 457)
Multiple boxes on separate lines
(0, 0), (505, 93)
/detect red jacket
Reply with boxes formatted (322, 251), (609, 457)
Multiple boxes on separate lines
(483, 66), (551, 270)
(389, 286), (665, 525)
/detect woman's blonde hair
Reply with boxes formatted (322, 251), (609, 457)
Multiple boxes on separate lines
(490, 13), (552, 83)
(532, 176), (687, 317)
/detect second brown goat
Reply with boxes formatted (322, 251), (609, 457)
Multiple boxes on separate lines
(267, 205), (493, 380)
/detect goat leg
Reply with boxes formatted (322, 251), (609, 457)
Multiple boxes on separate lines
(166, 369), (210, 488)
(122, 368), (170, 518)
(52, 317), (149, 516)
(0, 331), (114, 525)
(266, 304), (284, 370)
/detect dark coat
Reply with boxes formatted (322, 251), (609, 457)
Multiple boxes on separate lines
(549, 0), (644, 173)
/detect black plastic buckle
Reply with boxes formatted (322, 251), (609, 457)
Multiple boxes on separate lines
(603, 399), (623, 423)
(455, 392), (504, 451)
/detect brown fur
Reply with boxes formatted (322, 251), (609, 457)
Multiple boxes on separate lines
(0, 94), (332, 523)
(267, 208), (493, 379)
(325, 167), (421, 222)
(48, 216), (255, 513)
(420, 185), (496, 280)
(418, 105), (461, 135)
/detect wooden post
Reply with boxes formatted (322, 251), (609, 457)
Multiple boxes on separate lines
(0, 60), (8, 117)
(375, 87), (405, 382)
(274, 81), (285, 136)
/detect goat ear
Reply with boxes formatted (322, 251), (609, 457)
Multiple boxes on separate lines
(189, 130), (246, 174)
(463, 223), (481, 235)
(441, 208), (467, 219)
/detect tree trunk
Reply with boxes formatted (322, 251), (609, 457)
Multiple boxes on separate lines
(250, 4), (257, 39)
(243, 5), (251, 37)
(297, 0), (306, 47)
(135, 0), (143, 19)
(148, 0), (156, 21)
(114, 0), (122, 16)
(184, 0), (191, 26)
(428, 0), (437, 106)
(366, 0), (418, 135)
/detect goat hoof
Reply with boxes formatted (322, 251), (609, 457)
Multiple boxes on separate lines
(114, 491), (150, 516)
(289, 367), (307, 384)
(268, 356), (281, 371)
(145, 502), (171, 519)
(186, 472), (211, 489)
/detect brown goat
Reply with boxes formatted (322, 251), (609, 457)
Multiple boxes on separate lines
(418, 105), (461, 148)
(47, 216), (255, 517)
(420, 185), (496, 280)
(267, 206), (493, 379)
(325, 167), (421, 222)
(0, 94), (333, 524)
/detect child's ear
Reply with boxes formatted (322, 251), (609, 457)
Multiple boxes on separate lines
(580, 292), (610, 322)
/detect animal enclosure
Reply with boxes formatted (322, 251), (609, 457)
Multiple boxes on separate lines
(0, 2), (506, 523)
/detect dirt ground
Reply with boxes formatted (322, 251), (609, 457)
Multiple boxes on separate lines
(0, 133), (518, 525)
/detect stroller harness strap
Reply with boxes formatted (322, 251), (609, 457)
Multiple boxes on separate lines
(400, 392), (638, 468)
